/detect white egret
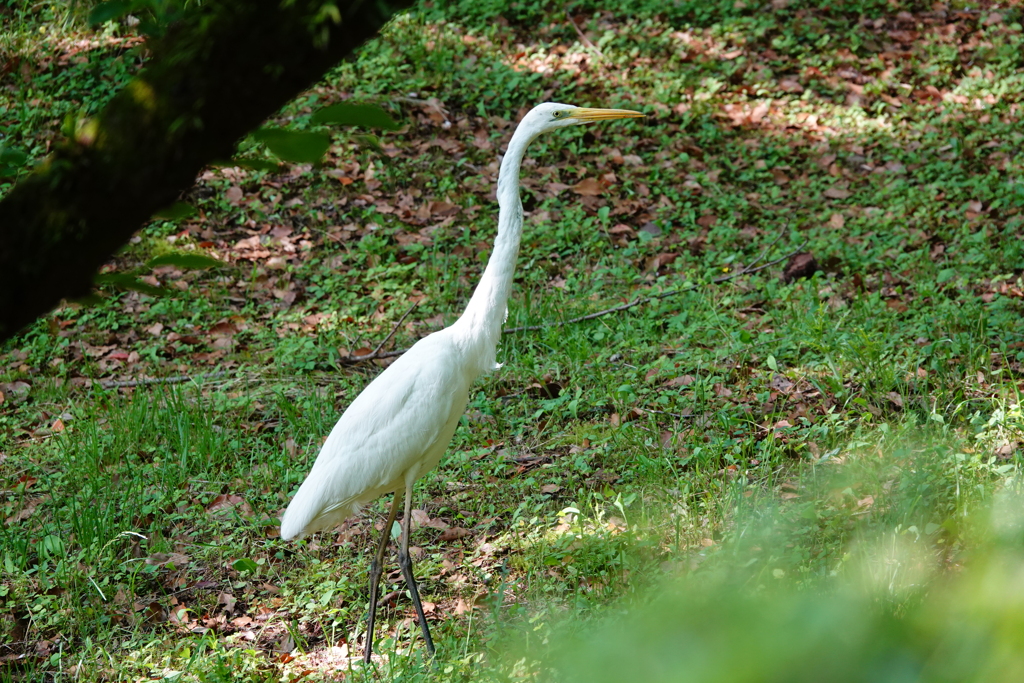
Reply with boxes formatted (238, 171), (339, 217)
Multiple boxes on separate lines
(280, 102), (644, 661)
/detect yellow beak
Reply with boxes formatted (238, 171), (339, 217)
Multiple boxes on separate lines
(568, 107), (646, 122)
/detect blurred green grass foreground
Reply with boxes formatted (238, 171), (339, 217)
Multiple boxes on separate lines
(545, 429), (1024, 683)
(555, 529), (1024, 683)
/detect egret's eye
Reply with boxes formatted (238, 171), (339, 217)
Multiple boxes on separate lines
(552, 111), (566, 119)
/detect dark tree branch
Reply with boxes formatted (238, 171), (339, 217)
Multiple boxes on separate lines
(0, 0), (411, 344)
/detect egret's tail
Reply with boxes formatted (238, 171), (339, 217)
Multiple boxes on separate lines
(280, 483), (360, 540)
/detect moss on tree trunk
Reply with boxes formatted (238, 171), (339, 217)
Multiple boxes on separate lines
(0, 0), (410, 343)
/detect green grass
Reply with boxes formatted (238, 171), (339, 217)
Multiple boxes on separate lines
(2, 0), (1024, 679)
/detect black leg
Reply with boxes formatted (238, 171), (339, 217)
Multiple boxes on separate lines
(397, 481), (436, 657)
(364, 490), (402, 664)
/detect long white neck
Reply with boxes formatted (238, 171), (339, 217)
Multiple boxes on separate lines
(450, 122), (538, 376)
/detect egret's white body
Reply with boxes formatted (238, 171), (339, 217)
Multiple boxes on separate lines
(280, 102), (644, 661)
(280, 333), (473, 538)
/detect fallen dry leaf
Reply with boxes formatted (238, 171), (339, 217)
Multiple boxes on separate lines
(139, 601), (165, 624)
(218, 592), (237, 613)
(206, 494), (254, 518)
(5, 495), (50, 525)
(995, 442), (1018, 459)
(440, 527), (472, 542)
(428, 200), (459, 217)
(146, 552), (190, 567)
(411, 509), (430, 529)
(571, 178), (604, 196)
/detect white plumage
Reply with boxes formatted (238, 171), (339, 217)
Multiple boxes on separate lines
(280, 332), (471, 540)
(280, 102), (644, 662)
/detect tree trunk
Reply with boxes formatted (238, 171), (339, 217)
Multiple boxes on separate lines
(0, 0), (411, 344)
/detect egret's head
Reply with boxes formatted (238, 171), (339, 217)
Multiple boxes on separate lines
(524, 102), (645, 135)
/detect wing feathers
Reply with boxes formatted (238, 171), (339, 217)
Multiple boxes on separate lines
(280, 332), (470, 540)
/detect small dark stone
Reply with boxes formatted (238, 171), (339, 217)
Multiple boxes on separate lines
(782, 252), (821, 283)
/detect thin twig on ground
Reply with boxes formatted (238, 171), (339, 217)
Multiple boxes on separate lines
(99, 371), (227, 389)
(343, 302), (420, 364)
(567, 11), (607, 61)
(341, 241), (804, 363)
(503, 240), (807, 334)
